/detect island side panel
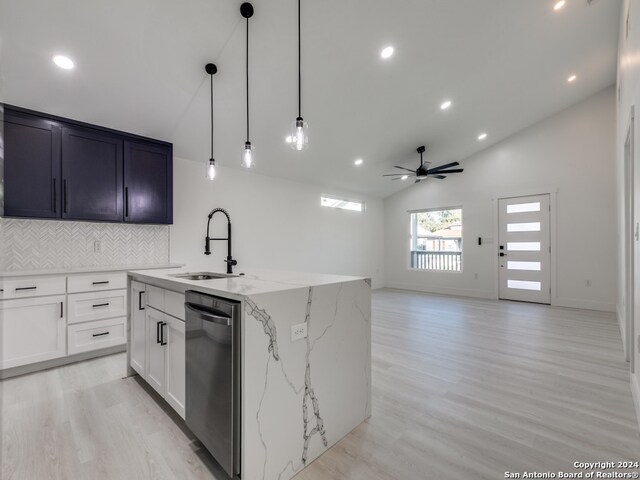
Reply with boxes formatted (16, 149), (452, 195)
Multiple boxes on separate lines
(241, 279), (371, 480)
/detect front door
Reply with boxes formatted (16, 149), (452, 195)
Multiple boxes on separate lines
(498, 194), (551, 304)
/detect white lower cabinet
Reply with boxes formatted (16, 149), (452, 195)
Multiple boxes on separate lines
(0, 295), (66, 369)
(138, 286), (186, 420)
(146, 306), (166, 395)
(130, 281), (147, 376)
(67, 317), (126, 355)
(165, 315), (185, 418)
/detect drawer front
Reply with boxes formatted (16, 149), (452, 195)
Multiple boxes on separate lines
(0, 276), (66, 300)
(67, 272), (127, 293)
(67, 317), (126, 355)
(164, 290), (185, 321)
(67, 289), (127, 324)
(146, 285), (165, 311)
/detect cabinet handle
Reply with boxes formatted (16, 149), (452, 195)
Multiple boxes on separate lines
(92, 303), (110, 308)
(160, 322), (167, 346)
(138, 291), (145, 310)
(63, 179), (68, 214)
(52, 179), (57, 213)
(15, 286), (37, 291)
(156, 321), (162, 344)
(60, 301), (64, 318)
(92, 281), (110, 285)
(125, 187), (129, 217)
(92, 332), (110, 338)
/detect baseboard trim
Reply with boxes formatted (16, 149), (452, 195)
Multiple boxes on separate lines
(384, 282), (494, 300)
(553, 297), (616, 313)
(631, 373), (640, 434)
(0, 344), (126, 380)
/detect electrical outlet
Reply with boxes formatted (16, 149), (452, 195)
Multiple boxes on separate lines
(94, 240), (102, 253)
(291, 323), (308, 342)
(585, 279), (591, 287)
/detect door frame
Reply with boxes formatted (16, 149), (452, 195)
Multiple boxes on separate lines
(624, 106), (635, 369)
(492, 188), (558, 304)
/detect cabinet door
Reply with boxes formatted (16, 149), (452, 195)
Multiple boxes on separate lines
(3, 111), (61, 218)
(165, 315), (185, 418)
(61, 127), (123, 221)
(124, 140), (173, 224)
(130, 282), (146, 376)
(145, 307), (165, 395)
(0, 295), (66, 369)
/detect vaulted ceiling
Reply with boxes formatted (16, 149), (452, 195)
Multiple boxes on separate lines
(0, 0), (621, 198)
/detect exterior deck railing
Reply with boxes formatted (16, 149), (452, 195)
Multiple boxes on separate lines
(411, 251), (462, 271)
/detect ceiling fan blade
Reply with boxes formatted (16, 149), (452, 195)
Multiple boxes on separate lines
(429, 168), (463, 174)
(429, 161), (460, 172)
(383, 174), (405, 176)
(433, 175), (447, 179)
(394, 166), (416, 172)
(414, 179), (421, 184)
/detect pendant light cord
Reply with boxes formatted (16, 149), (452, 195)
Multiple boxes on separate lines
(298, 0), (301, 118)
(210, 73), (214, 159)
(246, 15), (250, 143)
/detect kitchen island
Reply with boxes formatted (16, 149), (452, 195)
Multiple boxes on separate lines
(126, 268), (371, 480)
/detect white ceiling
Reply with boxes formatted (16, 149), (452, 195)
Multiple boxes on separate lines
(0, 0), (621, 198)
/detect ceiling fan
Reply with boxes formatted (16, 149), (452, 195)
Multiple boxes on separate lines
(383, 146), (464, 183)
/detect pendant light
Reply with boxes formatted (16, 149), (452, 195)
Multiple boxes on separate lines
(289, 0), (309, 151)
(205, 63), (218, 180)
(241, 2), (255, 168)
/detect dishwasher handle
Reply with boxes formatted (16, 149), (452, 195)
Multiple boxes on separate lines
(185, 303), (232, 326)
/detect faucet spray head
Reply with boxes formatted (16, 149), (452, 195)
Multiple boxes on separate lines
(204, 237), (211, 255)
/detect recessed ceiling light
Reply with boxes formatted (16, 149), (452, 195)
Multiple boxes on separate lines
(478, 133), (488, 140)
(567, 74), (577, 83)
(53, 55), (74, 70)
(440, 100), (452, 110)
(401, 175), (409, 180)
(553, 0), (566, 11)
(354, 158), (364, 166)
(380, 46), (394, 59)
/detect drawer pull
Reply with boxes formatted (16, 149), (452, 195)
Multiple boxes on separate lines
(15, 286), (37, 291)
(92, 332), (110, 338)
(92, 281), (110, 286)
(92, 303), (110, 308)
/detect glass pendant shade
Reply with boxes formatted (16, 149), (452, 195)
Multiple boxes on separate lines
(241, 141), (255, 168)
(206, 158), (216, 180)
(289, 117), (309, 151)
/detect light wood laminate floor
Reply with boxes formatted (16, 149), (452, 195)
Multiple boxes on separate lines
(2, 289), (639, 479)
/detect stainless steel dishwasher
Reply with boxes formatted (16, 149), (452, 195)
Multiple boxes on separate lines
(185, 290), (241, 478)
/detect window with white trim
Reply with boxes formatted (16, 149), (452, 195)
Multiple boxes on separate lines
(321, 195), (364, 212)
(410, 207), (462, 271)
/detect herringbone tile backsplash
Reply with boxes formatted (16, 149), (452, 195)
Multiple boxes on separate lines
(0, 218), (170, 271)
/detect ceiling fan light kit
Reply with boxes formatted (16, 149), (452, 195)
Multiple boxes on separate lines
(383, 145), (464, 184)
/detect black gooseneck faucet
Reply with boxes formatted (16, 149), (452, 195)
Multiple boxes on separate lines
(204, 208), (238, 274)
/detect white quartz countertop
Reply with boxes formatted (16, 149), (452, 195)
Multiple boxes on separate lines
(127, 267), (367, 299)
(0, 263), (182, 278)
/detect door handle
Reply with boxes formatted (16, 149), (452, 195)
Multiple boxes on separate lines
(499, 252), (507, 257)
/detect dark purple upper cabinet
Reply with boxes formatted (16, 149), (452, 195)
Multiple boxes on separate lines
(3, 112), (62, 218)
(124, 140), (173, 224)
(61, 127), (123, 222)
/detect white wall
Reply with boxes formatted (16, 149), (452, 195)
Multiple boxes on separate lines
(384, 86), (617, 312)
(617, 0), (640, 428)
(170, 157), (385, 288)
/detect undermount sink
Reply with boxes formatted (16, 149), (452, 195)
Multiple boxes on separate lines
(171, 272), (239, 281)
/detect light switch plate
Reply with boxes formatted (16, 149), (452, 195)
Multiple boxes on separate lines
(291, 323), (308, 342)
